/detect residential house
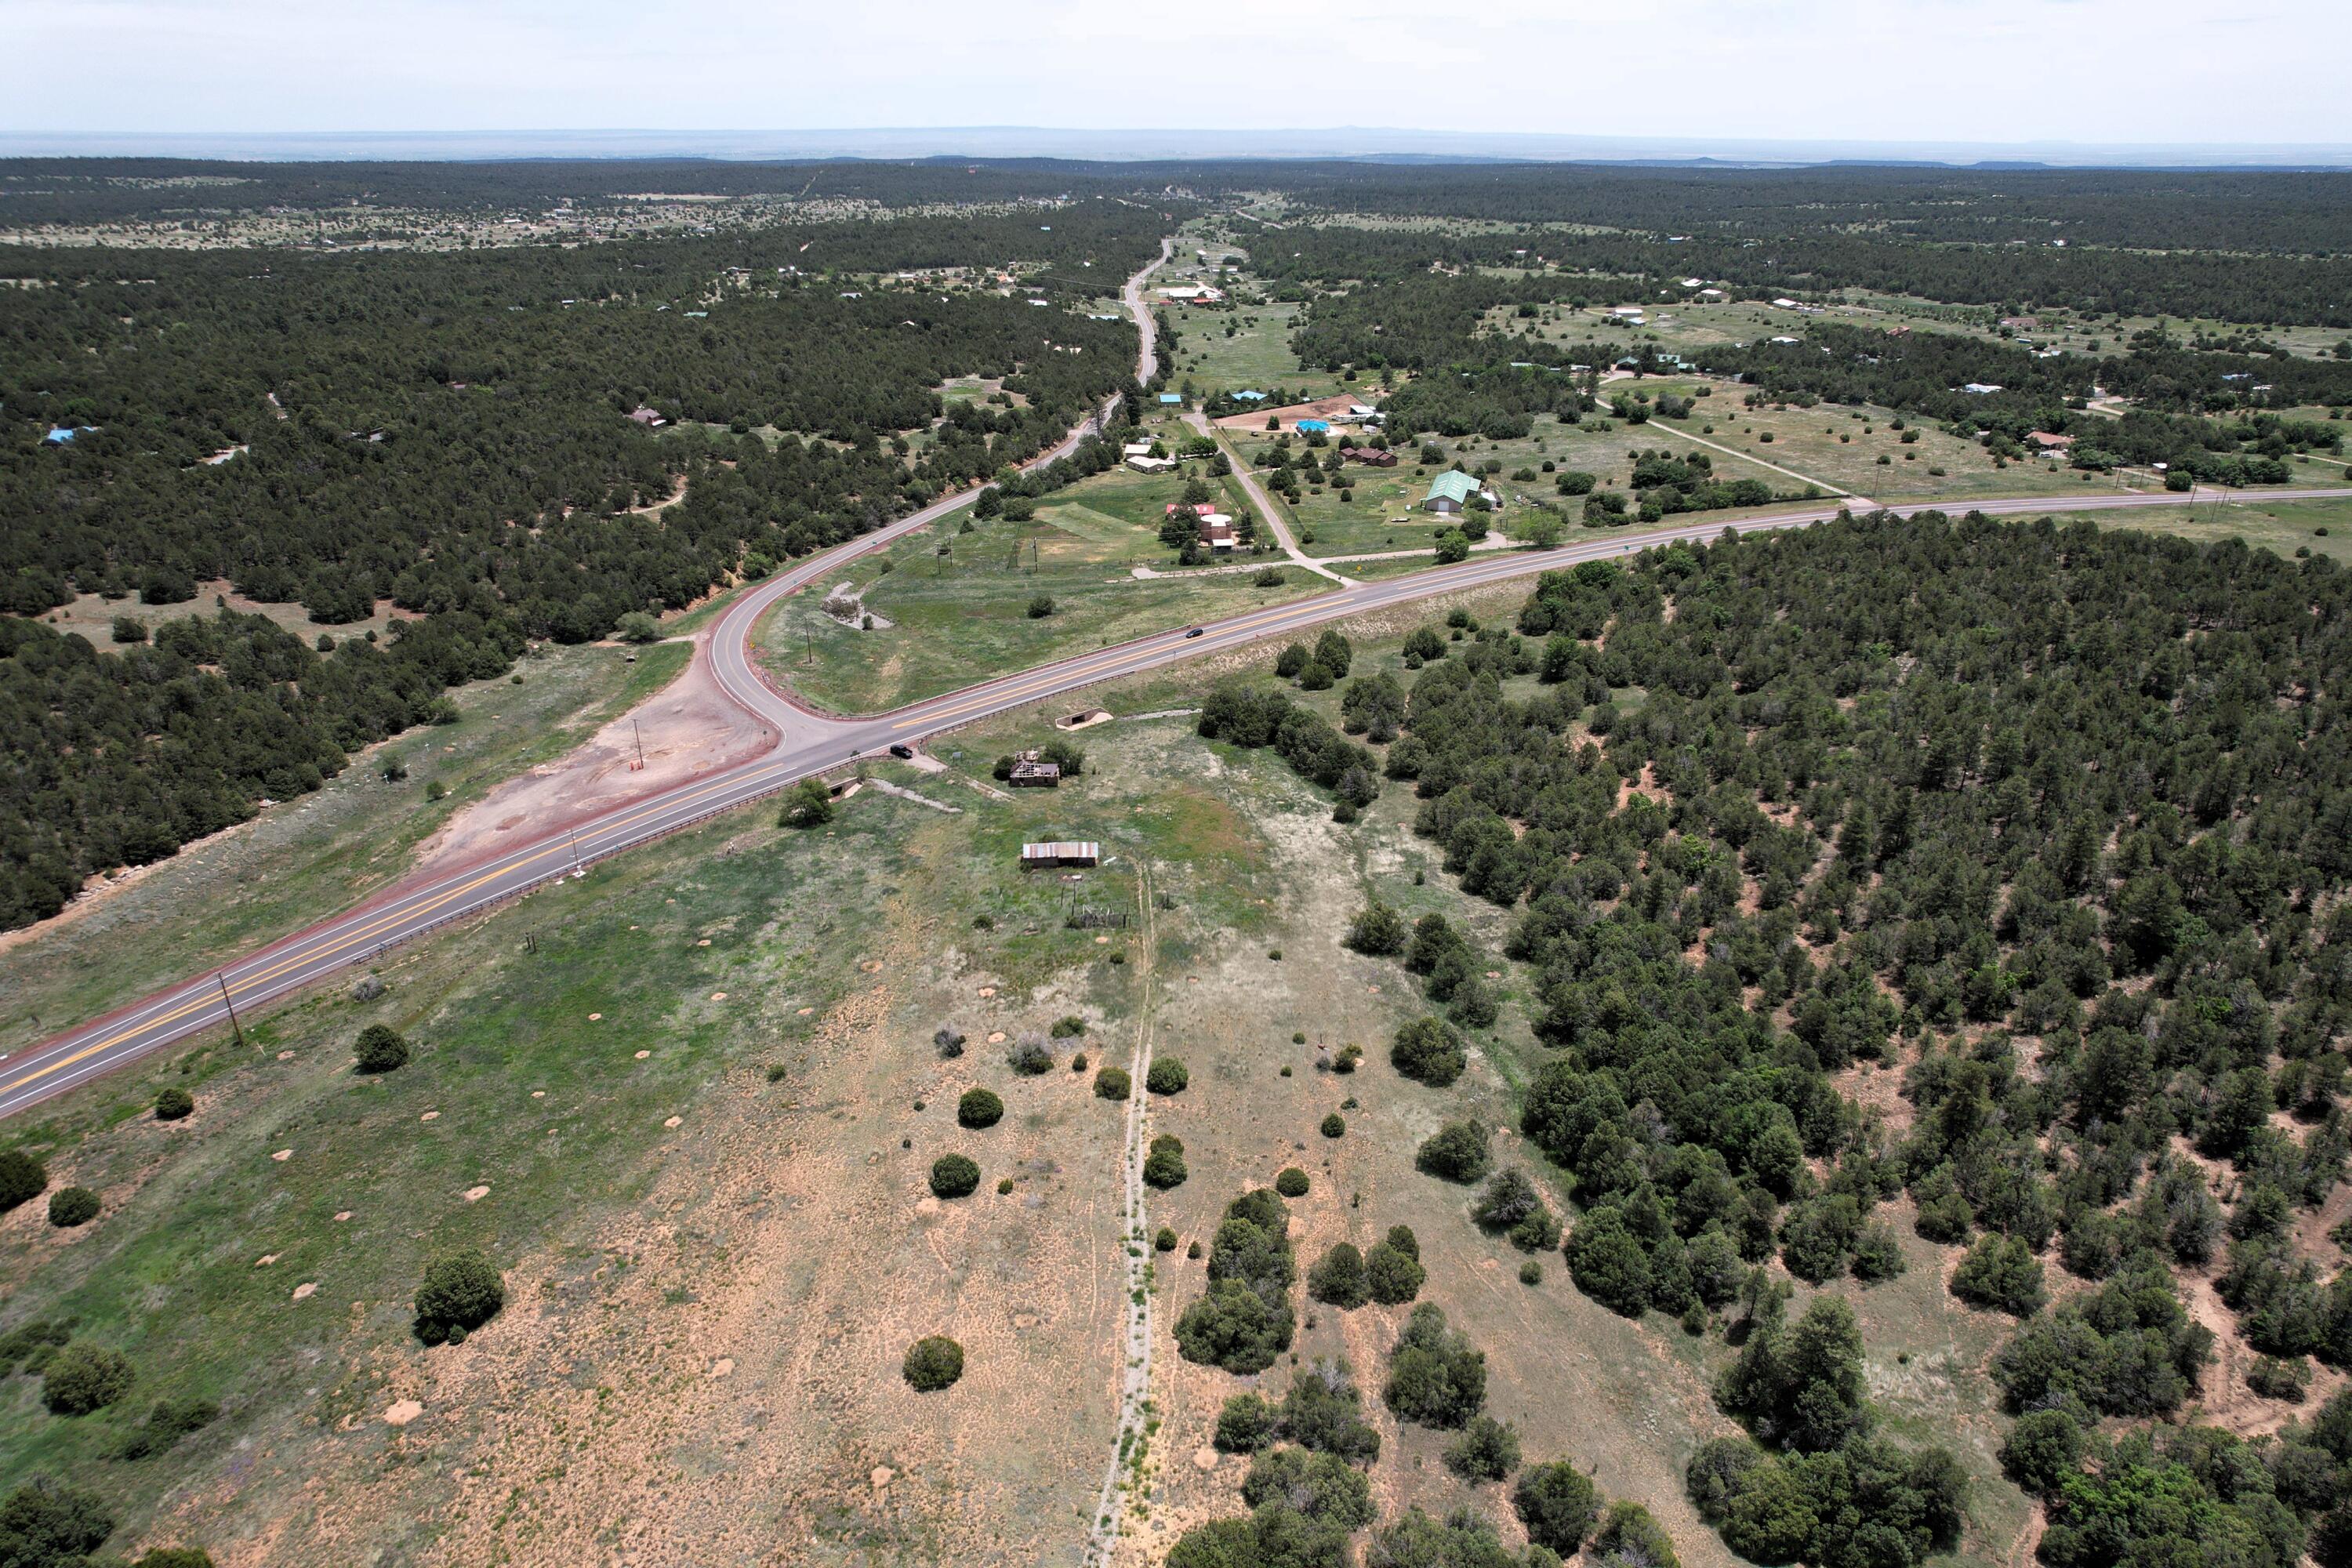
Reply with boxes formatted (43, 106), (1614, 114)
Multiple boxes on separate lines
(1126, 455), (1177, 473)
(1423, 471), (1481, 514)
(1341, 446), (1396, 466)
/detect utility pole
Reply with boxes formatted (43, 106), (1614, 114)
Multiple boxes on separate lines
(631, 719), (645, 772)
(568, 828), (586, 879)
(216, 972), (247, 1048)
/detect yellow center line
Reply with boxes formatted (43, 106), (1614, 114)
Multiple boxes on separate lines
(890, 592), (1361, 730)
(0, 750), (818, 1096)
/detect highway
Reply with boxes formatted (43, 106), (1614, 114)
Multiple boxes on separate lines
(0, 240), (2339, 1118)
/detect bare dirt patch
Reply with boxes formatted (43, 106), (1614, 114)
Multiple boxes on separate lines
(416, 636), (776, 872)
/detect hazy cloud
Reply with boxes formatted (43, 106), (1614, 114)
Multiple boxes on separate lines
(3, 0), (2345, 147)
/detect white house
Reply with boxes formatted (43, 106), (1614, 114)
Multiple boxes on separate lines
(1126, 455), (1177, 473)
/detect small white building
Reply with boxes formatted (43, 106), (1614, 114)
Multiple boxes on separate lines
(1126, 455), (1177, 473)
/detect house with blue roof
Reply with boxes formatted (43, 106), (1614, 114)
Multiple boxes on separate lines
(1232, 390), (1268, 401)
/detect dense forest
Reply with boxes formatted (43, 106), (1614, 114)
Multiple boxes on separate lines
(1356, 517), (2352, 1567)
(1196, 511), (2352, 1567)
(0, 198), (1166, 927)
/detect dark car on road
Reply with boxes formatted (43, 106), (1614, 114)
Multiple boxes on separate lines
(1183, 627), (1205, 639)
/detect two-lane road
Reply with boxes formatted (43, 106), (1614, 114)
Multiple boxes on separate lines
(2, 274), (2339, 1119)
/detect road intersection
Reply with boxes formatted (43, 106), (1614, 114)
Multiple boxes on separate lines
(1, 234), (2339, 1121)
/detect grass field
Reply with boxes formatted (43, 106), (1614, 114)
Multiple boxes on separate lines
(1162, 299), (1346, 401)
(754, 500), (1325, 714)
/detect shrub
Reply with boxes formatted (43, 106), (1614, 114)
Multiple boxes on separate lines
(1094, 1066), (1131, 1101)
(2000, 1409), (2084, 1494)
(1007, 1036), (1054, 1075)
(413, 1249), (504, 1345)
(2249, 1355), (2310, 1402)
(46, 1187), (100, 1228)
(1308, 1243), (1369, 1308)
(934, 1025), (967, 1058)
(42, 1342), (135, 1414)
(902, 1335), (965, 1392)
(1276, 1167), (1310, 1198)
(0, 1482), (113, 1563)
(1391, 1016), (1466, 1087)
(1214, 1392), (1277, 1452)
(929, 1154), (982, 1199)
(780, 777), (834, 828)
(1520, 1258), (1544, 1286)
(1951, 1233), (2046, 1316)
(109, 1394), (220, 1461)
(1367, 1241), (1426, 1305)
(1514, 1461), (1600, 1554)
(0, 1149), (49, 1214)
(1156, 1227), (1178, 1252)
(1385, 1302), (1486, 1428)
(353, 1024), (410, 1074)
(956, 1087), (1004, 1127)
(1444, 1414), (1523, 1482)
(154, 1087), (194, 1121)
(1174, 1189), (1297, 1374)
(1415, 1120), (1491, 1184)
(1145, 1057), (1189, 1095)
(1592, 1502), (1680, 1568)
(1049, 1015), (1087, 1038)
(1344, 900), (1408, 956)
(1144, 1134), (1189, 1189)
(1321, 1112), (1345, 1138)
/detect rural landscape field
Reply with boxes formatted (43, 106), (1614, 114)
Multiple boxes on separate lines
(5, 20), (2352, 1567)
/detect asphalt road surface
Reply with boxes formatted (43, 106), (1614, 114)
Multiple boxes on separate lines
(1, 260), (2338, 1119)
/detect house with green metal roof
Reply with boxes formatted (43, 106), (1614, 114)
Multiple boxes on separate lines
(1422, 470), (1481, 514)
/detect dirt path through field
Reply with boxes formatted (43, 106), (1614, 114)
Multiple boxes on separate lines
(1087, 864), (1160, 1564)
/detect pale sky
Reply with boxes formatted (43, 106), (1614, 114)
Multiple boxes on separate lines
(5, 0), (2347, 151)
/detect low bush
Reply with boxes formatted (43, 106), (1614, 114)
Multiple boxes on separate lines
(1146, 1057), (1189, 1095)
(1007, 1036), (1054, 1075)
(1391, 1016), (1466, 1087)
(1276, 1167), (1311, 1198)
(929, 1154), (982, 1199)
(1514, 1461), (1601, 1553)
(43, 1342), (135, 1414)
(1094, 1066), (1131, 1101)
(1385, 1302), (1486, 1428)
(1144, 1134), (1189, 1189)
(1215, 1392), (1277, 1453)
(1416, 1120), (1491, 1184)
(1443, 1415), (1523, 1482)
(1321, 1112), (1345, 1138)
(154, 1087), (194, 1121)
(902, 1335), (965, 1392)
(46, 1187), (100, 1228)
(0, 1149), (47, 1214)
(111, 1395), (221, 1461)
(1308, 1243), (1369, 1308)
(956, 1087), (1004, 1128)
(413, 1249), (505, 1345)
(353, 1024), (410, 1074)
